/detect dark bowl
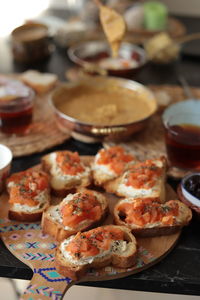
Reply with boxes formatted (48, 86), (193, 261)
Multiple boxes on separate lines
(178, 173), (200, 219)
(67, 41), (147, 78)
(50, 76), (157, 143)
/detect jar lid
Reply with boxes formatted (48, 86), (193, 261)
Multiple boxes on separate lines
(0, 79), (31, 103)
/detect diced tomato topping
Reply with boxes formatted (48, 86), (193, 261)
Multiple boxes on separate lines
(9, 186), (39, 207)
(8, 170), (49, 206)
(36, 175), (49, 191)
(118, 198), (179, 227)
(126, 160), (162, 189)
(66, 226), (124, 258)
(61, 191), (102, 227)
(97, 146), (135, 175)
(127, 212), (145, 226)
(56, 151), (84, 175)
(142, 211), (151, 223)
(7, 172), (23, 184)
(162, 215), (174, 225)
(150, 208), (158, 223)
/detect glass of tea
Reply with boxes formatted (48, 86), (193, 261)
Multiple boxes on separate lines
(0, 80), (35, 134)
(11, 23), (51, 63)
(163, 112), (200, 170)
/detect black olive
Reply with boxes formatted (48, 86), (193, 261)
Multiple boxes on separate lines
(184, 175), (200, 200)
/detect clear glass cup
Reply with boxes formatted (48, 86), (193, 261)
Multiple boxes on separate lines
(0, 80), (35, 134)
(11, 23), (51, 63)
(163, 113), (200, 170)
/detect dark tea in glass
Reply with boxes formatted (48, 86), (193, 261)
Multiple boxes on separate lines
(164, 114), (200, 170)
(0, 80), (34, 134)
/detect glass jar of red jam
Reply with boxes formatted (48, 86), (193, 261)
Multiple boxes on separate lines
(0, 79), (35, 134)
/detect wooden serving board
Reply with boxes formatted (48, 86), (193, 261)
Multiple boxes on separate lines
(0, 157), (180, 299)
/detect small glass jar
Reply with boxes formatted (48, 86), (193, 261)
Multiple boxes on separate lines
(0, 80), (35, 134)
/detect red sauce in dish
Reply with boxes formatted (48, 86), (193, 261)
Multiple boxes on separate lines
(97, 146), (135, 174)
(84, 50), (140, 68)
(125, 160), (162, 189)
(56, 151), (84, 175)
(118, 198), (179, 226)
(66, 226), (124, 258)
(84, 51), (109, 62)
(61, 191), (102, 227)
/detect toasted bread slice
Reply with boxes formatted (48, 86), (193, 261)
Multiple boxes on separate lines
(55, 225), (137, 280)
(9, 201), (49, 222)
(104, 157), (167, 202)
(114, 198), (192, 237)
(41, 189), (108, 241)
(92, 146), (137, 186)
(20, 70), (58, 94)
(41, 151), (92, 197)
(7, 170), (50, 222)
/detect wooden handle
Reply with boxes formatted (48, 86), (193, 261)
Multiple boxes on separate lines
(176, 32), (200, 44)
(177, 75), (194, 99)
(20, 272), (73, 300)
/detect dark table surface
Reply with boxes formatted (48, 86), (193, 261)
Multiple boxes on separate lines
(0, 11), (200, 296)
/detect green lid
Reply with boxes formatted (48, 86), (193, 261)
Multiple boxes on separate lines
(144, 1), (168, 31)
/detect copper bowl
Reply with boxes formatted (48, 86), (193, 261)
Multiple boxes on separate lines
(50, 76), (157, 143)
(67, 41), (147, 78)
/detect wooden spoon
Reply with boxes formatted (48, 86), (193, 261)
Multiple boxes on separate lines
(94, 0), (126, 57)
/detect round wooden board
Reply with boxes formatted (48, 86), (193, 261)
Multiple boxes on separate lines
(0, 79), (70, 157)
(0, 157), (181, 299)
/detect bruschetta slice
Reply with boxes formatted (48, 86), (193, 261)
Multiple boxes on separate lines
(42, 189), (108, 241)
(92, 146), (137, 186)
(114, 197), (192, 237)
(104, 157), (167, 202)
(55, 225), (137, 280)
(7, 170), (50, 222)
(42, 151), (92, 197)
